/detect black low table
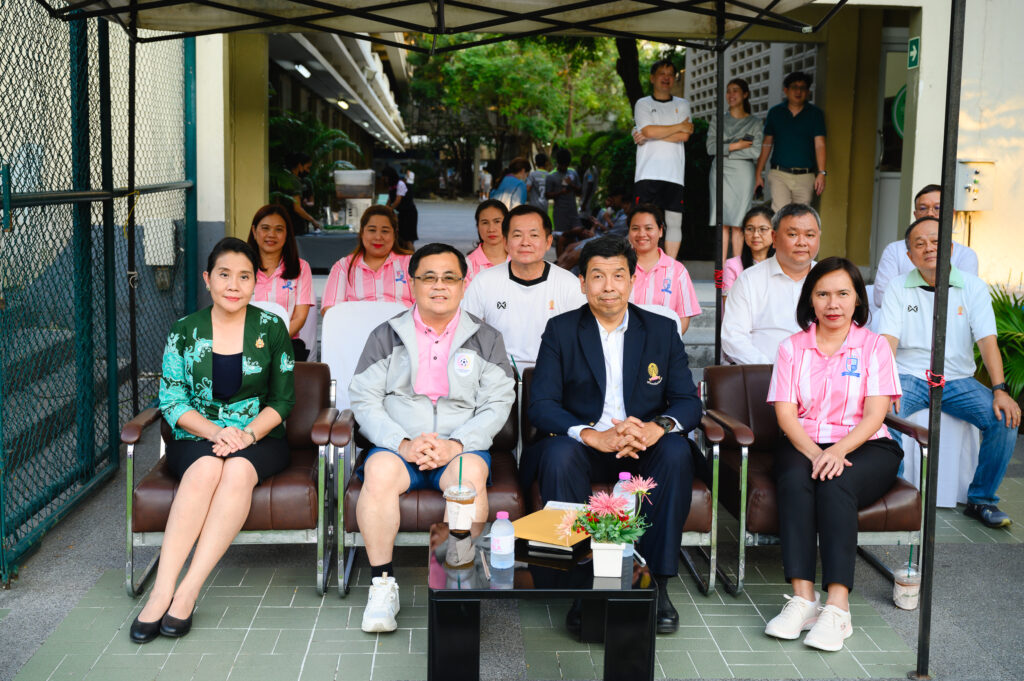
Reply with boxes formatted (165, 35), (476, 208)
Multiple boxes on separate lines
(295, 231), (358, 273)
(426, 523), (656, 681)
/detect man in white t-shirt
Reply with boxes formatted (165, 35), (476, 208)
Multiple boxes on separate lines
(879, 216), (1019, 529)
(632, 58), (693, 260)
(463, 204), (586, 369)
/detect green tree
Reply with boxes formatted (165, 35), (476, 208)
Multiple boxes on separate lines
(268, 111), (361, 210)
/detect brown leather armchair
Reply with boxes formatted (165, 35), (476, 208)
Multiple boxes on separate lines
(122, 361), (339, 597)
(519, 367), (726, 594)
(331, 377), (525, 597)
(702, 364), (929, 595)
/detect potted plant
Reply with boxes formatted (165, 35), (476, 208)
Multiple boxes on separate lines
(974, 285), (1024, 430)
(558, 476), (657, 578)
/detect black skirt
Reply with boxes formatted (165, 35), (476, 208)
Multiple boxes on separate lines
(167, 436), (290, 484)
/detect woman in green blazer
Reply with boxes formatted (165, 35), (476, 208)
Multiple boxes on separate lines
(131, 237), (296, 644)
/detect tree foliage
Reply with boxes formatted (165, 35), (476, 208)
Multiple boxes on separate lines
(268, 111), (360, 208)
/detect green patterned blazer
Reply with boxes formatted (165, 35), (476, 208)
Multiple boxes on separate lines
(159, 305), (296, 441)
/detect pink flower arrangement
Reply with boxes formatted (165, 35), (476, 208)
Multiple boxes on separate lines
(559, 475), (656, 544)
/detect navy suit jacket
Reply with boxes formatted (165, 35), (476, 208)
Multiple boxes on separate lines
(528, 303), (701, 438)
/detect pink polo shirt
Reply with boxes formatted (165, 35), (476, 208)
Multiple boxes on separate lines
(412, 306), (461, 404)
(767, 323), (902, 444)
(253, 258), (314, 338)
(722, 256), (744, 293)
(321, 252), (414, 311)
(630, 250), (701, 318)
(464, 245), (506, 285)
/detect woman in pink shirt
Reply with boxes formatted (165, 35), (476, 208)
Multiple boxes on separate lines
(626, 203), (701, 335)
(247, 205), (314, 360)
(722, 205), (774, 295)
(764, 257), (902, 652)
(321, 205), (414, 314)
(464, 199), (508, 284)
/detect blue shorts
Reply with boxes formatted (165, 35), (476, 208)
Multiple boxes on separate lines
(355, 447), (492, 492)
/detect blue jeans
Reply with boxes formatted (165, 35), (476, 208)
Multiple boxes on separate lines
(895, 374), (1017, 505)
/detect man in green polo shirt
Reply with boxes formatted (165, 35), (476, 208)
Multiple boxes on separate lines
(754, 71), (827, 211)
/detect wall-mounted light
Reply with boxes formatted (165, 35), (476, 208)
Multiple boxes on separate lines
(294, 63), (311, 78)
(362, 121), (370, 128)
(337, 99), (350, 110)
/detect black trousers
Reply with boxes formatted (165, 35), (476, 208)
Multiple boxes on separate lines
(532, 434), (695, 577)
(775, 437), (902, 591)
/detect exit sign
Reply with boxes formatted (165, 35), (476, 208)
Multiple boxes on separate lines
(908, 36), (921, 69)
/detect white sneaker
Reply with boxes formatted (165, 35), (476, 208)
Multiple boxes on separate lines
(803, 604), (853, 652)
(361, 573), (400, 633)
(764, 594), (820, 639)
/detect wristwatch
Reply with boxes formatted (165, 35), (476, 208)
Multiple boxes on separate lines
(652, 416), (675, 434)
(818, 170), (827, 176)
(991, 382), (1008, 394)
(243, 426), (257, 445)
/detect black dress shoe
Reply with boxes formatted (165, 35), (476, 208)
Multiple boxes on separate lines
(129, 615), (162, 644)
(656, 588), (679, 634)
(160, 607), (194, 638)
(565, 599), (582, 640)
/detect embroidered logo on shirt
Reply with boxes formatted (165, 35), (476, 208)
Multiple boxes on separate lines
(255, 337), (265, 349)
(907, 305), (919, 313)
(395, 270), (407, 284)
(281, 281), (294, 291)
(497, 301), (507, 309)
(453, 352), (474, 377)
(647, 362), (663, 385)
(841, 356), (860, 378)
(661, 278), (672, 294)
(958, 305), (964, 316)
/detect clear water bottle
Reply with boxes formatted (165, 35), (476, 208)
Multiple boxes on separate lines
(490, 511), (515, 569)
(612, 472), (636, 558)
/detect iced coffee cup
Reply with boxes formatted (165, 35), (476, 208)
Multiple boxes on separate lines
(893, 563), (921, 610)
(443, 482), (477, 531)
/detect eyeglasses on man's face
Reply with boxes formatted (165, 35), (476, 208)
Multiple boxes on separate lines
(413, 273), (464, 286)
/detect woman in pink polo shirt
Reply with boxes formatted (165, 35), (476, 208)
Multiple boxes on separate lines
(464, 199), (508, 284)
(722, 205), (774, 295)
(247, 205), (314, 360)
(321, 205), (414, 314)
(626, 203), (701, 335)
(764, 257), (902, 653)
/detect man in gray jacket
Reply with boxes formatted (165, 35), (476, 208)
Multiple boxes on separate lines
(349, 242), (515, 633)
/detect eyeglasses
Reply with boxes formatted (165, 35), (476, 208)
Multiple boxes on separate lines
(413, 274), (464, 285)
(744, 226), (771, 235)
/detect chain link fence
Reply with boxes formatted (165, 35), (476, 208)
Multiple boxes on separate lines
(0, 0), (193, 585)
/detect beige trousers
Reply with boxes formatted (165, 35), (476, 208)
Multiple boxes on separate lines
(767, 169), (816, 211)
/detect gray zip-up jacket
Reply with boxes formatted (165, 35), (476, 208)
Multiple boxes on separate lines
(349, 308), (515, 454)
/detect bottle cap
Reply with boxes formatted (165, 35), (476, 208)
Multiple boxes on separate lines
(496, 511), (509, 519)
(619, 472), (631, 480)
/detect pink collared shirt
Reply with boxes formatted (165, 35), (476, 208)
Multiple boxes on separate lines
(253, 258), (314, 338)
(767, 323), (902, 443)
(465, 245), (506, 284)
(722, 256), (744, 293)
(412, 306), (461, 404)
(321, 251), (414, 311)
(630, 249), (701, 318)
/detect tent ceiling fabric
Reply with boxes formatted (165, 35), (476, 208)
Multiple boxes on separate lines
(45, 1), (819, 45)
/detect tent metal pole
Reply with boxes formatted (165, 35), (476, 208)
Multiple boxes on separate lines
(713, 1), (725, 364)
(913, 0), (967, 678)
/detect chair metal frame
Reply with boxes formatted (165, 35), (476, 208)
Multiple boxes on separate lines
(123, 378), (338, 597)
(700, 376), (929, 595)
(677, 415), (724, 595)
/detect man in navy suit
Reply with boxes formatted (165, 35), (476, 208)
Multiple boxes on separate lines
(524, 235), (702, 634)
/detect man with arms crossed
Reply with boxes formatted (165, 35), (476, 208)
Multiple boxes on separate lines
(522, 236), (702, 634)
(632, 58), (693, 259)
(463, 204), (585, 369)
(879, 217), (1019, 528)
(722, 203), (821, 364)
(349, 243), (515, 632)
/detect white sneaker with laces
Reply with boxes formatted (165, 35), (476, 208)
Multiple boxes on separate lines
(764, 593), (820, 640)
(361, 573), (400, 633)
(803, 604), (853, 652)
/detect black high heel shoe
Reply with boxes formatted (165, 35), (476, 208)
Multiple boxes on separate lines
(160, 606), (195, 638)
(130, 611), (166, 644)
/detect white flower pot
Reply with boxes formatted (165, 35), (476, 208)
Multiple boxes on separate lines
(591, 540), (627, 578)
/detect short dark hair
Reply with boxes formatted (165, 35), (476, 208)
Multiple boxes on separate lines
(409, 242), (468, 279)
(608, 185), (629, 199)
(207, 237), (259, 275)
(772, 202), (821, 232)
(914, 184), (942, 202)
(904, 216), (939, 249)
(649, 58), (677, 75)
(285, 151), (311, 169)
(504, 203), (553, 237)
(627, 202), (665, 229)
(784, 71), (812, 89)
(555, 148), (572, 167)
(474, 199), (508, 224)
(508, 157), (531, 174)
(534, 152), (548, 167)
(579, 236), (637, 277)
(795, 257), (869, 331)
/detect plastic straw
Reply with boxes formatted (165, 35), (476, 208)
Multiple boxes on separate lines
(907, 545), (913, 577)
(459, 457), (463, 487)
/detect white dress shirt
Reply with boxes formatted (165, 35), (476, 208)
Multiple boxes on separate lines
(568, 312), (629, 442)
(872, 239), (978, 309)
(722, 256), (812, 365)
